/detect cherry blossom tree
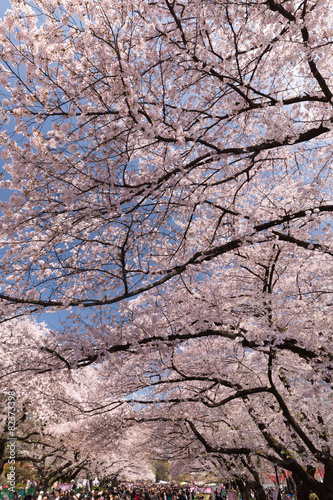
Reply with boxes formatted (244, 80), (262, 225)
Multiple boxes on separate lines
(0, 0), (332, 496)
(0, 392), (93, 490)
(0, 0), (331, 319)
(49, 243), (331, 497)
(0, 300), (331, 497)
(107, 332), (331, 499)
(0, 318), (156, 485)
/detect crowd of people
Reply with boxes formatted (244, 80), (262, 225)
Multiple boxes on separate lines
(9, 485), (194, 500)
(3, 482), (295, 500)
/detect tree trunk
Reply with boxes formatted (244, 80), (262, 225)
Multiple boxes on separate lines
(293, 475), (310, 500)
(236, 480), (251, 500)
(286, 477), (296, 495)
(39, 473), (49, 493)
(246, 466), (268, 500)
(249, 480), (268, 500)
(320, 462), (333, 500)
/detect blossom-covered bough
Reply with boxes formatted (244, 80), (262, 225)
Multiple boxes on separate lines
(0, 0), (332, 314)
(0, 0), (332, 498)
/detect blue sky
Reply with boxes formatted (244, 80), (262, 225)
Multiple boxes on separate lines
(0, 0), (12, 16)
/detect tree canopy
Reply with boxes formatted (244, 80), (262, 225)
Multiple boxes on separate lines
(0, 0), (332, 498)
